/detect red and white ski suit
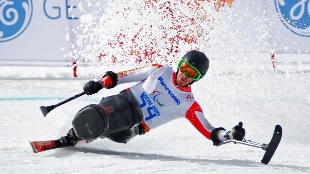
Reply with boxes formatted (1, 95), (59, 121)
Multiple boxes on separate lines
(117, 64), (216, 140)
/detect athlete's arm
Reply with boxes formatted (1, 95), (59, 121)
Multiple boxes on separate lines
(117, 64), (162, 84)
(99, 64), (162, 88)
(185, 102), (215, 140)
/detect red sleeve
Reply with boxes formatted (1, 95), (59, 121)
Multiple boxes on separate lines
(185, 102), (215, 140)
(151, 64), (162, 68)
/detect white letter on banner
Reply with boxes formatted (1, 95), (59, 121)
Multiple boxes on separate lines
(308, 0), (310, 15)
(290, 0), (308, 20)
(0, 0), (18, 25)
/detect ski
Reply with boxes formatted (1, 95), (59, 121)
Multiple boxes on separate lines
(219, 125), (282, 165)
(261, 125), (282, 164)
(30, 139), (84, 153)
(30, 140), (59, 153)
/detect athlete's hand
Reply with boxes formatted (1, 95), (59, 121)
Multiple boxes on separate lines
(230, 122), (246, 141)
(83, 81), (103, 95)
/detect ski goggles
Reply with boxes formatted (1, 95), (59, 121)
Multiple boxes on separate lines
(177, 59), (201, 81)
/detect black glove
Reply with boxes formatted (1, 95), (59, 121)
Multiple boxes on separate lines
(83, 81), (103, 95)
(231, 122), (246, 141)
(210, 122), (246, 146)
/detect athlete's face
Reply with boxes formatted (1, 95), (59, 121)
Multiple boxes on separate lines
(176, 70), (194, 86)
(176, 61), (200, 86)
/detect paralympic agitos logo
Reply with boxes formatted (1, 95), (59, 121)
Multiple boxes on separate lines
(152, 90), (164, 106)
(0, 0), (33, 42)
(274, 0), (310, 37)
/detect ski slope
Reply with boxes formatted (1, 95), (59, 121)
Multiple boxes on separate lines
(0, 60), (309, 174)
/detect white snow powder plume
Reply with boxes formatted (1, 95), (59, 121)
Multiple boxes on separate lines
(69, 0), (237, 66)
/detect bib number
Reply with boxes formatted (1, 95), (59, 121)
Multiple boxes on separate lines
(139, 92), (160, 121)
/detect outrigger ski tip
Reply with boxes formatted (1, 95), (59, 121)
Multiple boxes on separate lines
(219, 125), (282, 165)
(261, 125), (282, 164)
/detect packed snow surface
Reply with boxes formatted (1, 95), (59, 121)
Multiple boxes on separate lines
(0, 59), (309, 173)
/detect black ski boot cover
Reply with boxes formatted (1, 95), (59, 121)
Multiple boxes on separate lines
(72, 104), (108, 141)
(56, 128), (80, 147)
